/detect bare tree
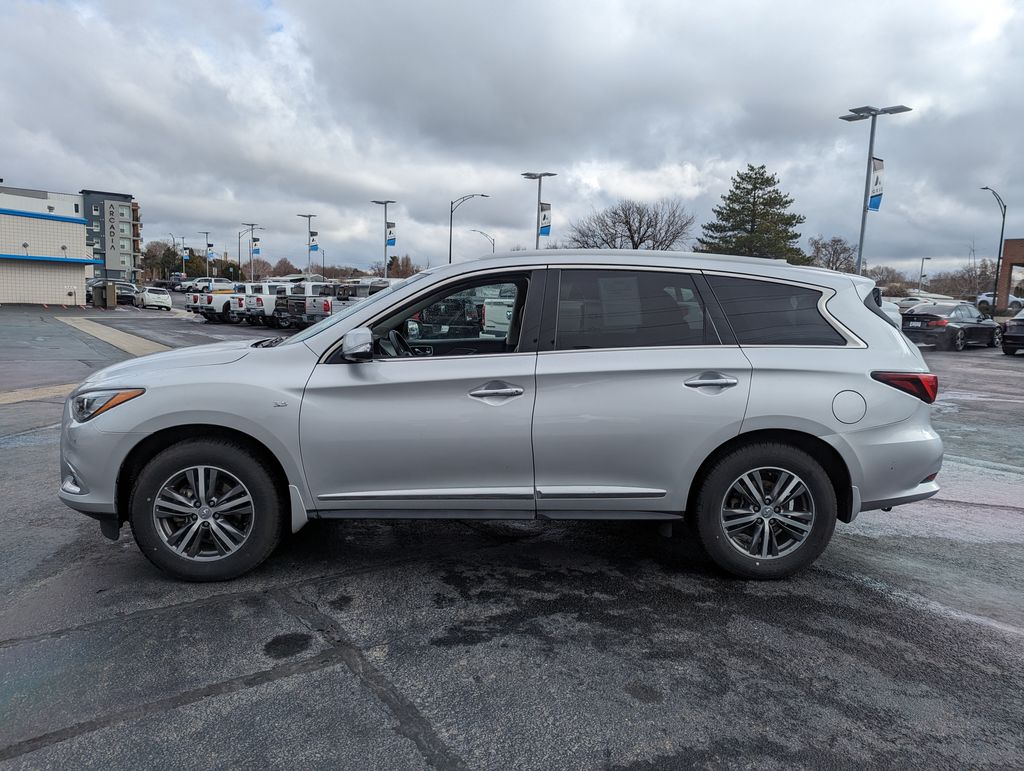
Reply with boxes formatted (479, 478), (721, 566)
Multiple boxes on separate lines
(566, 198), (695, 250)
(808, 235), (856, 272)
(272, 257), (299, 275)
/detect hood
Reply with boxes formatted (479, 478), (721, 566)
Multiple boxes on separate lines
(79, 340), (254, 389)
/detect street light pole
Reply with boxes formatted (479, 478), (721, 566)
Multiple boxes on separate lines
(917, 256), (931, 295)
(169, 232), (184, 275)
(240, 224), (259, 280)
(198, 230), (211, 276)
(839, 105), (912, 274)
(449, 193), (489, 264)
(296, 214), (316, 275)
(980, 186), (1007, 310)
(470, 229), (495, 253)
(521, 172), (556, 249)
(371, 200), (395, 278)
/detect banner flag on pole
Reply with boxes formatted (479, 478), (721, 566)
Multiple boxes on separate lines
(309, 236), (319, 252)
(252, 244), (260, 255)
(538, 202), (552, 236)
(386, 222), (396, 247)
(207, 248), (216, 258)
(868, 157), (884, 211)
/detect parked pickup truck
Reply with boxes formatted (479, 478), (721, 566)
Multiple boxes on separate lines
(243, 282), (288, 326)
(198, 282), (244, 323)
(300, 279), (395, 326)
(482, 284), (518, 337)
(276, 281), (333, 329)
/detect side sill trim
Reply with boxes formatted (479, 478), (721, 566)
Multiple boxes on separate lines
(318, 487), (534, 502)
(536, 486), (667, 500)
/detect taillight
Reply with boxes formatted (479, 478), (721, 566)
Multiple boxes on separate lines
(927, 319), (948, 327)
(257, 297), (263, 307)
(323, 300), (330, 312)
(206, 296), (213, 304)
(237, 298), (244, 307)
(871, 372), (939, 404)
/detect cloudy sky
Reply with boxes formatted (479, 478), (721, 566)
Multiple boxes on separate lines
(1, 0), (1020, 274)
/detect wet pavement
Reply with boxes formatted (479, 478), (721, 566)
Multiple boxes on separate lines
(0, 305), (1021, 768)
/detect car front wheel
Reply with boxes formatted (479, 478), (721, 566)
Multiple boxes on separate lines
(988, 328), (1002, 348)
(692, 443), (837, 579)
(129, 440), (285, 581)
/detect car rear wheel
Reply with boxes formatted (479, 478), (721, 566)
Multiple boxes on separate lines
(1003, 345), (1019, 356)
(129, 440), (285, 581)
(947, 328), (966, 351)
(1010, 302), (1022, 313)
(692, 443), (837, 579)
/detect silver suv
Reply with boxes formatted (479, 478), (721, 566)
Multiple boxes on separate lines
(59, 251), (943, 581)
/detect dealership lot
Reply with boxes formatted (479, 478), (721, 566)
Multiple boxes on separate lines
(0, 305), (1021, 767)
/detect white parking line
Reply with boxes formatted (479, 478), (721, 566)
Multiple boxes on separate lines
(0, 384), (77, 405)
(57, 317), (170, 357)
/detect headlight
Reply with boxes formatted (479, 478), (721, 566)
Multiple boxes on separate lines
(71, 389), (145, 422)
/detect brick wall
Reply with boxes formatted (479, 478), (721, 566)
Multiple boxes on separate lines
(0, 260), (88, 305)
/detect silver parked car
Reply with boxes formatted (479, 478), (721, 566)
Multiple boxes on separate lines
(59, 251), (943, 581)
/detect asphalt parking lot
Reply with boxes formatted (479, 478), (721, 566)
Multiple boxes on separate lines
(1, 304), (1022, 768)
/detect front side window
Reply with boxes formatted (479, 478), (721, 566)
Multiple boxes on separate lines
(371, 274), (530, 357)
(555, 269), (712, 350)
(706, 275), (846, 346)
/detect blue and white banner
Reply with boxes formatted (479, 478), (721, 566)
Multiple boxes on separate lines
(252, 244), (261, 256)
(207, 248), (216, 259)
(538, 202), (551, 236)
(310, 237), (319, 252)
(386, 222), (396, 247)
(868, 157), (884, 211)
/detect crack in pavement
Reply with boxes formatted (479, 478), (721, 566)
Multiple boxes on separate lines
(271, 588), (469, 770)
(0, 648), (351, 762)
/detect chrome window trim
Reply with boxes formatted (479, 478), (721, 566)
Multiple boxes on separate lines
(318, 265), (544, 364)
(701, 269), (866, 349)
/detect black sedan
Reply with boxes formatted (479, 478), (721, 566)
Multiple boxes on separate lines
(1002, 309), (1024, 356)
(901, 302), (1002, 351)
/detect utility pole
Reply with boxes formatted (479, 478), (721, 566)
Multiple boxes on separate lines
(449, 193), (489, 263)
(980, 187), (1007, 310)
(521, 172), (556, 249)
(241, 223), (259, 280)
(296, 214), (316, 275)
(198, 230), (211, 276)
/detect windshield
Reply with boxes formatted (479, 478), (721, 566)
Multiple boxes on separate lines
(279, 272), (429, 346)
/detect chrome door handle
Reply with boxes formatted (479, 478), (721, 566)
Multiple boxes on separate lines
(469, 384), (525, 399)
(684, 373), (739, 389)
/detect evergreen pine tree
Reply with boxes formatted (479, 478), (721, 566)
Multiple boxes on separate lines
(697, 164), (807, 261)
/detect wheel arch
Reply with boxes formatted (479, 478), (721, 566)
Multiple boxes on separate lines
(116, 425), (292, 525)
(686, 429), (855, 524)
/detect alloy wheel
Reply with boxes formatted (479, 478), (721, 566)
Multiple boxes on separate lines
(993, 328), (1002, 346)
(953, 329), (966, 351)
(152, 465), (254, 561)
(719, 466), (816, 560)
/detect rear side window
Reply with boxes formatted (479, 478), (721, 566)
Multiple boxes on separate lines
(706, 275), (846, 346)
(555, 269), (714, 350)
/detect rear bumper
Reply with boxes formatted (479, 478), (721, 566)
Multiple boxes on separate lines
(1003, 330), (1024, 347)
(902, 329), (946, 345)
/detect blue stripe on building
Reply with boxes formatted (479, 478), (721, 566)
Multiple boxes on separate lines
(0, 207), (90, 225)
(0, 253), (104, 265)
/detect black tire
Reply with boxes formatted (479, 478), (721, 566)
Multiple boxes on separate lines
(129, 439), (285, 581)
(1003, 345), (1019, 356)
(267, 316), (280, 329)
(692, 442), (837, 579)
(988, 328), (1002, 348)
(947, 328), (966, 351)
(1010, 302), (1022, 313)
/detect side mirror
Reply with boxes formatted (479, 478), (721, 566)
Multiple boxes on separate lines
(406, 319), (421, 339)
(341, 327), (373, 362)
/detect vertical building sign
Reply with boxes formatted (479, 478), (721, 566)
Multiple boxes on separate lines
(539, 202), (552, 236)
(868, 158), (884, 212)
(104, 201), (118, 270)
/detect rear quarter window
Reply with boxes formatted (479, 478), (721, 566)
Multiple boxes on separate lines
(706, 275), (846, 346)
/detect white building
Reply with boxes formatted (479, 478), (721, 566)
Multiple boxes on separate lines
(0, 185), (141, 306)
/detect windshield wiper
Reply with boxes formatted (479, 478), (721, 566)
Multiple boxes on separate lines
(254, 336), (286, 348)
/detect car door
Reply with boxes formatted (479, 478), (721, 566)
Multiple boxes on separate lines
(958, 304), (986, 342)
(531, 267), (752, 518)
(298, 268), (546, 516)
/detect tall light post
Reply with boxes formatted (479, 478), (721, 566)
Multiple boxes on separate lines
(239, 223), (261, 279)
(470, 229), (495, 253)
(449, 193), (489, 264)
(198, 230), (212, 276)
(839, 105), (912, 274)
(521, 172), (556, 249)
(980, 186), (1007, 310)
(296, 214), (316, 275)
(169, 232), (184, 275)
(917, 256), (931, 295)
(371, 200), (395, 278)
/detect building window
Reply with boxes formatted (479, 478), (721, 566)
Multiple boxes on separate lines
(119, 223), (129, 235)
(92, 222), (100, 232)
(119, 206), (129, 219)
(92, 205), (99, 215)
(119, 239), (129, 251)
(74, 203), (80, 213)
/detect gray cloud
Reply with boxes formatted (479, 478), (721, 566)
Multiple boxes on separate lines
(1, 0), (1020, 273)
